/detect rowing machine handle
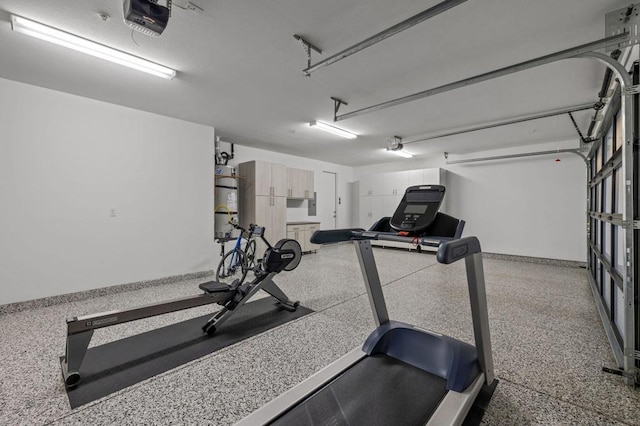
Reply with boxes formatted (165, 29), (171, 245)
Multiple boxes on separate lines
(436, 236), (481, 264)
(310, 228), (366, 244)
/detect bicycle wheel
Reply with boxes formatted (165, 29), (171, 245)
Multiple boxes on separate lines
(216, 249), (246, 283)
(244, 239), (257, 272)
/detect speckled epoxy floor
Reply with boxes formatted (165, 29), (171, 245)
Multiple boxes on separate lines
(0, 243), (638, 425)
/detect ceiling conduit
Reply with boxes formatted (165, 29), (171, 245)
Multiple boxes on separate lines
(333, 32), (629, 121)
(400, 102), (599, 145)
(445, 148), (588, 165)
(440, 49), (634, 168)
(302, 0), (467, 75)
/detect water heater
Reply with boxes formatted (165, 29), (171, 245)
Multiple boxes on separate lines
(214, 165), (238, 240)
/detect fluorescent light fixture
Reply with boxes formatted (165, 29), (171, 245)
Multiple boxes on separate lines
(11, 15), (176, 80)
(309, 120), (357, 139)
(386, 148), (414, 158)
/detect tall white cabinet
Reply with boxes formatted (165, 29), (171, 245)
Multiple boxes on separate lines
(357, 168), (445, 229)
(239, 160), (288, 257)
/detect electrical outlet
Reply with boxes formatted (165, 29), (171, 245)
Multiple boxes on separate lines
(110, 208), (117, 217)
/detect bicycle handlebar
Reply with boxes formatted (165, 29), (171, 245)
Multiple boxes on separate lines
(228, 221), (260, 239)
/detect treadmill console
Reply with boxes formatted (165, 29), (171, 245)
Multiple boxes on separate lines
(390, 185), (445, 234)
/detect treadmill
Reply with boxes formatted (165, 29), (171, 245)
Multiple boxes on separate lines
(237, 185), (496, 426)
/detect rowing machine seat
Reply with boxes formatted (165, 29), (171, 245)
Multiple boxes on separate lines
(199, 281), (231, 293)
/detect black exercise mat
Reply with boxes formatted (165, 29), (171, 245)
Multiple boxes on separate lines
(63, 298), (313, 408)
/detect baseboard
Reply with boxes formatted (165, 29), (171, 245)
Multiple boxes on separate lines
(0, 270), (214, 315)
(482, 252), (586, 268)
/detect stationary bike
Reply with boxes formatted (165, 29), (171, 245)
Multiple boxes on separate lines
(200, 224), (302, 335)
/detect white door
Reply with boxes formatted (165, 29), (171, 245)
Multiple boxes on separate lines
(319, 171), (337, 229)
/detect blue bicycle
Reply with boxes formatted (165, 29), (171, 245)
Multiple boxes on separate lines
(216, 221), (258, 283)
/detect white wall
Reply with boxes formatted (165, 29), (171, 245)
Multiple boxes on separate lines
(0, 77), (587, 305)
(354, 141), (587, 262)
(0, 78), (216, 305)
(0, 78), (355, 305)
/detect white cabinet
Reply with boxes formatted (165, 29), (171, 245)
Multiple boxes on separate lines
(423, 168), (444, 186)
(407, 169), (424, 187)
(287, 168), (314, 199)
(359, 196), (383, 229)
(381, 171), (408, 197)
(356, 168), (445, 229)
(287, 222), (321, 253)
(381, 171), (409, 216)
(382, 194), (403, 217)
(239, 161), (288, 258)
(359, 174), (383, 197)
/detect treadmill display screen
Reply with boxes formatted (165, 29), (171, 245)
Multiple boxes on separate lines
(407, 191), (442, 202)
(404, 204), (428, 214)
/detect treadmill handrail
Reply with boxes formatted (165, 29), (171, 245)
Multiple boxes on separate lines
(309, 228), (364, 244)
(310, 229), (458, 247)
(436, 237), (481, 264)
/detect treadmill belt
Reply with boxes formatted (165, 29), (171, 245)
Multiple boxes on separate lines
(271, 354), (448, 426)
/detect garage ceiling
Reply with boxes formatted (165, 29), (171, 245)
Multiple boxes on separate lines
(0, 0), (632, 166)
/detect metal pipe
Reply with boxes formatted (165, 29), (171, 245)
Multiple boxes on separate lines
(586, 49), (622, 141)
(335, 32), (629, 121)
(575, 51), (632, 161)
(215, 136), (223, 165)
(303, 0), (467, 75)
(402, 102), (597, 145)
(445, 148), (587, 165)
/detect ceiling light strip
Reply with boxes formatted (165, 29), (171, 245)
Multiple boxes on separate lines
(335, 32), (629, 122)
(309, 121), (357, 139)
(11, 15), (176, 80)
(303, 0), (468, 75)
(387, 149), (413, 158)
